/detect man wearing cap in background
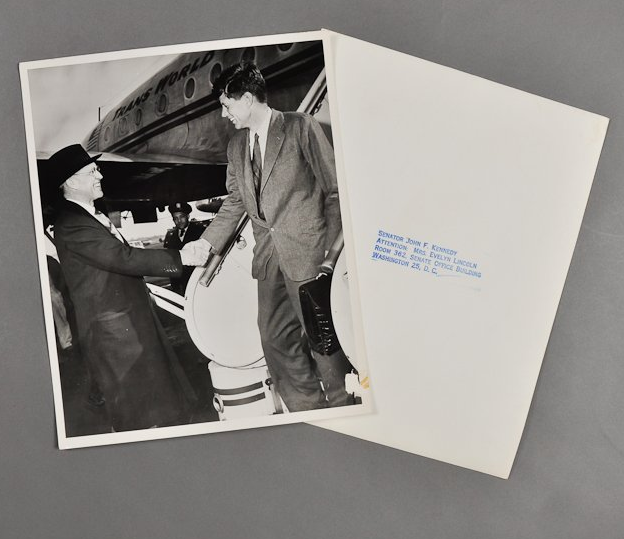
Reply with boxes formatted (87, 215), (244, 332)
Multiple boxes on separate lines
(163, 202), (208, 295)
(48, 144), (207, 432)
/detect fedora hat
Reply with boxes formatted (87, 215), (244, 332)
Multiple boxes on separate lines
(48, 144), (102, 188)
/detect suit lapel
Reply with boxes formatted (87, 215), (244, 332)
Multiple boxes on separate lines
(64, 200), (104, 230)
(260, 110), (285, 193)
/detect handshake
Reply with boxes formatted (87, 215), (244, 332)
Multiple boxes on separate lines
(179, 239), (212, 266)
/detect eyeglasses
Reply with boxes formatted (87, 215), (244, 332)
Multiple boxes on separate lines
(75, 165), (101, 178)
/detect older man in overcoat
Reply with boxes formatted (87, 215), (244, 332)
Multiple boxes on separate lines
(48, 144), (206, 432)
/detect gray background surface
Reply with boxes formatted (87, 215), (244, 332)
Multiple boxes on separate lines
(1, 1), (623, 537)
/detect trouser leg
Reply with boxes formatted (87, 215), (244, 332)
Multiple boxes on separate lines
(311, 349), (354, 407)
(257, 253), (326, 412)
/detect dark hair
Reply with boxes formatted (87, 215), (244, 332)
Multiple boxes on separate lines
(213, 62), (267, 103)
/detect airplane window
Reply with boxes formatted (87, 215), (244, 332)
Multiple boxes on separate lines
(119, 117), (128, 135)
(242, 47), (256, 62)
(277, 42), (293, 52)
(134, 108), (142, 125)
(157, 93), (168, 114)
(210, 63), (222, 86)
(184, 77), (196, 99)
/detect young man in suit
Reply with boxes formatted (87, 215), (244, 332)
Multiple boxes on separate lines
(188, 62), (351, 412)
(48, 144), (207, 432)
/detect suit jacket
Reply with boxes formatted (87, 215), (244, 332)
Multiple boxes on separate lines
(201, 110), (341, 282)
(54, 200), (192, 430)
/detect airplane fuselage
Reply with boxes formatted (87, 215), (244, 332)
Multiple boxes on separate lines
(84, 41), (325, 163)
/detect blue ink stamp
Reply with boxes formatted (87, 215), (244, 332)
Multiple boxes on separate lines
(371, 229), (482, 279)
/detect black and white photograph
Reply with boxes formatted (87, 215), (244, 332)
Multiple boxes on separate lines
(6, 1), (624, 538)
(20, 32), (371, 449)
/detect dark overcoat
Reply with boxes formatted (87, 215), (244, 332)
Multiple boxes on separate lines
(54, 200), (193, 431)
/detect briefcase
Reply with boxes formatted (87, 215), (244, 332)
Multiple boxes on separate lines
(298, 274), (341, 356)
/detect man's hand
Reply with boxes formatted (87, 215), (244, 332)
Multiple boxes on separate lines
(180, 240), (211, 266)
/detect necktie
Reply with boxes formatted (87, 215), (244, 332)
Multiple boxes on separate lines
(251, 133), (264, 219)
(251, 133), (262, 194)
